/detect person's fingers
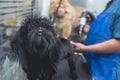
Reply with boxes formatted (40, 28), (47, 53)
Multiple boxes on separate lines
(70, 41), (78, 49)
(70, 41), (77, 45)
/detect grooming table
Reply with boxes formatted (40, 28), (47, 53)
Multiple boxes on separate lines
(57, 55), (92, 80)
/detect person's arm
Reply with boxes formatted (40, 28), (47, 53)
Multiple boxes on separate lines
(71, 38), (120, 54)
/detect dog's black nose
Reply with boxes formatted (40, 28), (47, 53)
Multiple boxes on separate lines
(38, 27), (43, 32)
(38, 27), (43, 36)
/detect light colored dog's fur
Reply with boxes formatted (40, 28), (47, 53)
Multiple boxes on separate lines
(49, 0), (85, 39)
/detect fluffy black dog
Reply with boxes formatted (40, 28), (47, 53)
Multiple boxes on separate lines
(11, 17), (77, 80)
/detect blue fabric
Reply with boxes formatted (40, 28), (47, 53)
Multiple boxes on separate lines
(106, 0), (120, 38)
(84, 12), (120, 80)
(111, 15), (120, 38)
(116, 59), (120, 80)
(106, 0), (120, 14)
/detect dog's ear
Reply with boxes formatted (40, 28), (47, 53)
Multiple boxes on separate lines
(50, 0), (56, 3)
(11, 31), (28, 69)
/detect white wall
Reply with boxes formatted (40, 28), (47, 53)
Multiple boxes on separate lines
(69, 0), (87, 8)
(86, 0), (110, 16)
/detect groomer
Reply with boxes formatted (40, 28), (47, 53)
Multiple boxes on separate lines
(71, 0), (120, 80)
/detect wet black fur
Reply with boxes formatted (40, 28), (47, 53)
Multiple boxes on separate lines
(11, 17), (77, 80)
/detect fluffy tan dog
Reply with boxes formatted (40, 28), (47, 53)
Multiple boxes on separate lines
(49, 0), (85, 39)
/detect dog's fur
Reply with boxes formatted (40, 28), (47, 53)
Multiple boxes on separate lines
(11, 17), (77, 80)
(49, 0), (85, 39)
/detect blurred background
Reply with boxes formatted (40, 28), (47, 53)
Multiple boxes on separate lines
(0, 0), (110, 80)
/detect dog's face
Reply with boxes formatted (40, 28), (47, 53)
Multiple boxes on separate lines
(24, 17), (60, 58)
(28, 27), (51, 54)
(49, 0), (70, 18)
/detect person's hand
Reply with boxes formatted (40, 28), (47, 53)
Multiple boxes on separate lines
(70, 41), (85, 53)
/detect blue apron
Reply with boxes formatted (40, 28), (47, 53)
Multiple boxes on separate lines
(84, 12), (120, 80)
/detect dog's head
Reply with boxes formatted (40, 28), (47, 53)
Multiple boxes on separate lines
(11, 17), (60, 62)
(49, 0), (71, 18)
(25, 17), (59, 57)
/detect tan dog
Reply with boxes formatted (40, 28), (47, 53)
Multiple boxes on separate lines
(49, 0), (85, 39)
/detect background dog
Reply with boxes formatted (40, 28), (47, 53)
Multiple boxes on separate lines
(11, 17), (77, 80)
(49, 0), (85, 39)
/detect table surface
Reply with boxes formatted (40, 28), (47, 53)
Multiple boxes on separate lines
(57, 55), (92, 80)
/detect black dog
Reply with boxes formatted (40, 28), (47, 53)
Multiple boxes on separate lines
(11, 17), (77, 80)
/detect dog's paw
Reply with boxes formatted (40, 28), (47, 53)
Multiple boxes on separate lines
(69, 73), (78, 80)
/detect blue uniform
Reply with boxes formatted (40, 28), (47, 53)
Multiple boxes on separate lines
(84, 11), (120, 80)
(111, 14), (120, 38)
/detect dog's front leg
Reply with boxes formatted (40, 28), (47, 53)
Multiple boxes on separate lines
(66, 54), (78, 80)
(62, 24), (72, 39)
